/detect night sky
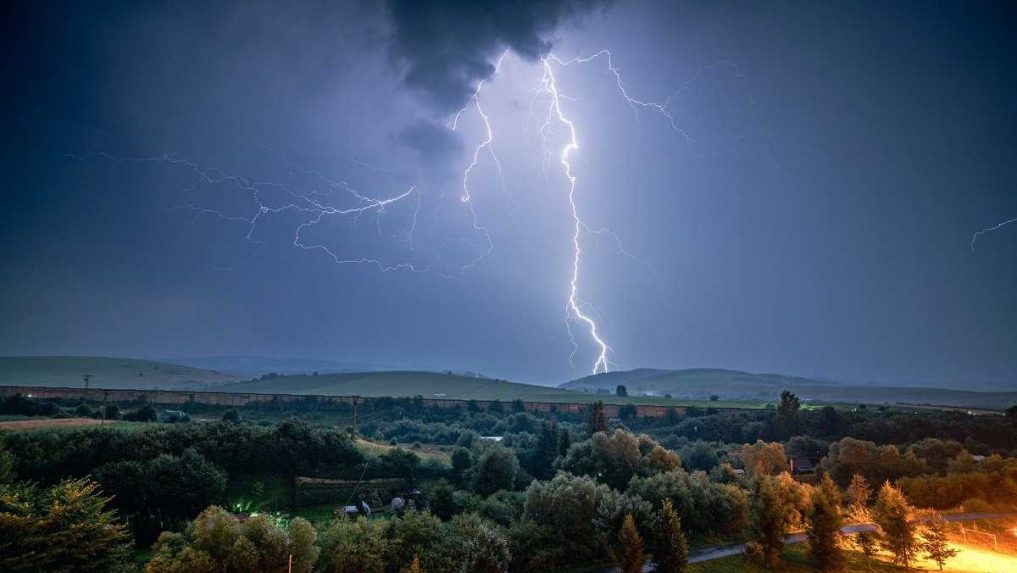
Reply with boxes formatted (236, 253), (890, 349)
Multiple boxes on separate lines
(1, 1), (1015, 388)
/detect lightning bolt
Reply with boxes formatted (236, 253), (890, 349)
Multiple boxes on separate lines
(71, 48), (746, 376)
(444, 51), (510, 275)
(66, 152), (428, 272)
(538, 57), (612, 374)
(971, 216), (1017, 252)
(533, 51), (695, 374)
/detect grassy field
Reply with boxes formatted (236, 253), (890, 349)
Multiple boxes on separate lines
(563, 368), (1017, 411)
(355, 438), (451, 465)
(0, 356), (240, 389)
(218, 371), (767, 408)
(0, 417), (104, 430)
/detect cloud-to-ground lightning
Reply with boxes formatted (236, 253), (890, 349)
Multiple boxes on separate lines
(531, 50), (695, 374)
(74, 48), (737, 375)
(971, 216), (1017, 252)
(538, 57), (612, 374)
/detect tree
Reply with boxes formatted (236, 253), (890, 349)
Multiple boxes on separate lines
(773, 391), (802, 439)
(221, 408), (241, 423)
(488, 400), (504, 414)
(821, 438), (925, 487)
(616, 385), (629, 397)
(319, 515), (389, 573)
(146, 506), (319, 573)
(426, 513), (510, 573)
(511, 399), (526, 413)
(0, 479), (132, 573)
(612, 513), (647, 573)
(627, 469), (749, 540)
(533, 421), (561, 480)
(451, 448), (472, 487)
(872, 482), (918, 570)
(93, 449), (227, 540)
(383, 509), (442, 573)
(470, 448), (520, 497)
(919, 512), (957, 571)
(806, 474), (843, 572)
(426, 480), (457, 521)
(125, 404), (158, 422)
(854, 531), (877, 572)
(746, 476), (789, 569)
(557, 429), (680, 490)
(408, 556), (423, 573)
(846, 474), (871, 522)
(516, 473), (649, 570)
(741, 440), (789, 477)
(653, 499), (688, 573)
(587, 401), (608, 435)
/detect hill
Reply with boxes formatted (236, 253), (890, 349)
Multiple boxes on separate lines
(220, 371), (597, 402)
(561, 368), (1017, 410)
(0, 356), (241, 389)
(163, 355), (391, 377)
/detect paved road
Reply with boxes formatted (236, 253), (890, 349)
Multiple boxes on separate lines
(596, 512), (1017, 572)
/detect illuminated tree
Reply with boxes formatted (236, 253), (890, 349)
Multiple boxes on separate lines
(653, 499), (688, 573)
(846, 473), (871, 521)
(854, 531), (877, 571)
(612, 513), (647, 573)
(919, 512), (957, 571)
(872, 482), (918, 570)
(806, 474), (843, 571)
(741, 440), (789, 477)
(746, 476), (789, 569)
(0, 479), (132, 573)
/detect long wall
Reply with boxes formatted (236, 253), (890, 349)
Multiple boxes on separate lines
(0, 384), (694, 418)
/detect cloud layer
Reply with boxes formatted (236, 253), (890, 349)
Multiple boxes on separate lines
(386, 0), (610, 112)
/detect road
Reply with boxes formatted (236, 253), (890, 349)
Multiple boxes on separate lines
(595, 512), (1016, 572)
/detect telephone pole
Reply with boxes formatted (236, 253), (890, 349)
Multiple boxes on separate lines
(351, 395), (360, 437)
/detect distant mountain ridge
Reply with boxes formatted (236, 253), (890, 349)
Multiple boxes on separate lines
(560, 367), (1017, 410)
(561, 367), (837, 391)
(0, 356), (241, 389)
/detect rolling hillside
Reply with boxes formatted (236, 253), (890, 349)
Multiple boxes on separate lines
(220, 371), (593, 402)
(561, 368), (1017, 410)
(0, 356), (241, 389)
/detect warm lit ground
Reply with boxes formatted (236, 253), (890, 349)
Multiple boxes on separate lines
(689, 518), (1017, 572)
(688, 543), (1017, 572)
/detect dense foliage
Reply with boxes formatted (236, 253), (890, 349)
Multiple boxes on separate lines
(1, 389), (1012, 571)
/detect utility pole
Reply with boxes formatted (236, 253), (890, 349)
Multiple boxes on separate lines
(351, 395), (360, 437)
(100, 390), (109, 426)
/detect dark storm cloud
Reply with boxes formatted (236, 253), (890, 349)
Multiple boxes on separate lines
(394, 120), (463, 158)
(386, 0), (612, 111)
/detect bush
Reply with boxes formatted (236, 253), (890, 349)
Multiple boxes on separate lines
(147, 506), (318, 573)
